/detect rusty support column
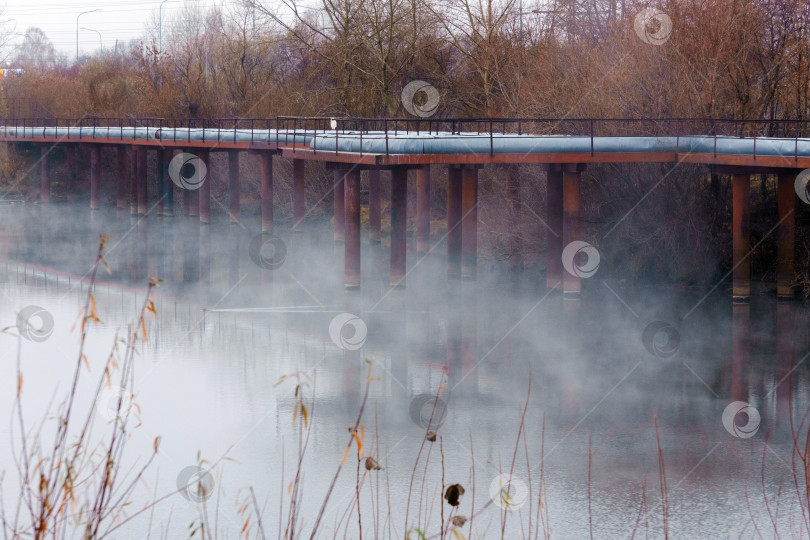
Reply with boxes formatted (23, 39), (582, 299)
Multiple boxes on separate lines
(416, 165), (431, 255)
(129, 146), (138, 215)
(732, 172), (751, 302)
(562, 165), (580, 296)
(228, 150), (240, 222)
(447, 166), (462, 277)
(345, 168), (361, 289)
(390, 167), (407, 287)
(261, 152), (273, 231)
(777, 172), (796, 300)
(163, 150), (174, 216)
(368, 169), (381, 243)
(199, 150), (211, 223)
(137, 147), (147, 216)
(156, 148), (165, 215)
(90, 145), (101, 210)
(66, 145), (77, 202)
(39, 146), (50, 203)
(506, 165), (522, 270)
(461, 167), (478, 280)
(292, 158), (305, 231)
(333, 168), (345, 242)
(116, 146), (127, 210)
(547, 167), (563, 289)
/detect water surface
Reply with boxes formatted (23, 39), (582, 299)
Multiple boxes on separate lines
(1, 204), (808, 538)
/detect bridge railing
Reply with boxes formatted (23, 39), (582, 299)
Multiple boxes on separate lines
(0, 117), (808, 157)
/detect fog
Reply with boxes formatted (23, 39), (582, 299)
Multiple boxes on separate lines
(1, 202), (809, 538)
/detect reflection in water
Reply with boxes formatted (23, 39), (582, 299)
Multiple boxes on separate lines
(776, 302), (796, 425)
(0, 204), (809, 538)
(730, 304), (749, 401)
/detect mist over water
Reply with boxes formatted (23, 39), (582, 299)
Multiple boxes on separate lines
(1, 203), (809, 538)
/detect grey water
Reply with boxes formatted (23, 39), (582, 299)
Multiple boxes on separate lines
(1, 203), (809, 539)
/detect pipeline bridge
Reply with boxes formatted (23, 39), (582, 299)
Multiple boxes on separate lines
(2, 117), (809, 301)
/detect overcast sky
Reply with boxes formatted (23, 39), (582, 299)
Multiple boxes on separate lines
(1, 0), (225, 60)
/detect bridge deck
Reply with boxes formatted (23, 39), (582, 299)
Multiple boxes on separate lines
(1, 123), (808, 169)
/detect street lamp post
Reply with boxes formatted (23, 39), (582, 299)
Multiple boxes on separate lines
(159, 0), (175, 52)
(81, 27), (102, 52)
(76, 8), (101, 63)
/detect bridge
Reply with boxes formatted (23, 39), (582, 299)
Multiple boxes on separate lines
(2, 117), (808, 301)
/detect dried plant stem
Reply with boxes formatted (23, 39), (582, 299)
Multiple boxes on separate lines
(309, 363), (374, 539)
(588, 434), (593, 540)
(654, 415), (669, 540)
